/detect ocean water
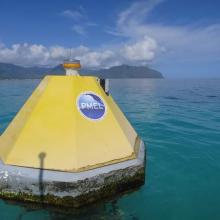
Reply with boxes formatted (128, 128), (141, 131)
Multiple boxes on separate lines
(0, 78), (220, 220)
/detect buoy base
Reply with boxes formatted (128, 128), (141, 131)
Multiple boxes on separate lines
(0, 141), (145, 208)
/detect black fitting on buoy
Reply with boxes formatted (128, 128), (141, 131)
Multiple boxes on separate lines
(100, 78), (110, 95)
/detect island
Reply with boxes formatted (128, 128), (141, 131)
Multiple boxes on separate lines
(0, 62), (164, 79)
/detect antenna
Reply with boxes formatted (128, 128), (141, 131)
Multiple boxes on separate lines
(70, 48), (72, 60)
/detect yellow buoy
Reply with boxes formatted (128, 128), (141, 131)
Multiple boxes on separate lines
(0, 67), (138, 172)
(0, 59), (145, 207)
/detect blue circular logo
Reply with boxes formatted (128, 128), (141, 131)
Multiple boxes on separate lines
(77, 92), (107, 121)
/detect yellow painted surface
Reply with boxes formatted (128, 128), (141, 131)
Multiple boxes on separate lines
(0, 76), (138, 172)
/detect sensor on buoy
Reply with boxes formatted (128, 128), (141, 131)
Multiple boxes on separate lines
(63, 59), (81, 75)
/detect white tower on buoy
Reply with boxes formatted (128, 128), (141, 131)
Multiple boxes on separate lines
(63, 59), (81, 76)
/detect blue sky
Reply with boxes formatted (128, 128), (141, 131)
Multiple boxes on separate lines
(0, 0), (220, 77)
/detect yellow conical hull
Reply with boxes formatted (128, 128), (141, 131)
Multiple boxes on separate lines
(0, 75), (139, 172)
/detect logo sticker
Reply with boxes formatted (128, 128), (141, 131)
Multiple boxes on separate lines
(77, 92), (107, 121)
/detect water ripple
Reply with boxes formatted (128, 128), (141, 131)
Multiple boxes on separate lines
(0, 79), (220, 220)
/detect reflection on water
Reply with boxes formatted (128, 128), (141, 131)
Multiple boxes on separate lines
(1, 198), (127, 220)
(0, 78), (220, 219)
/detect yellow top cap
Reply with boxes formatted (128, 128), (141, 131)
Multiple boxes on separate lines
(63, 59), (81, 69)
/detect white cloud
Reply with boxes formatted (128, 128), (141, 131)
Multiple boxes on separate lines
(62, 7), (86, 21)
(1, 0), (218, 72)
(110, 0), (220, 64)
(62, 9), (84, 21)
(0, 38), (158, 68)
(120, 36), (157, 61)
(72, 25), (86, 35)
(0, 43), (85, 66)
(62, 7), (97, 35)
(0, 43), (50, 66)
(117, 0), (163, 28)
(0, 2), (160, 68)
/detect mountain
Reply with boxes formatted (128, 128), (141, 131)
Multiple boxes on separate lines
(0, 63), (164, 79)
(94, 65), (163, 78)
(0, 63), (49, 79)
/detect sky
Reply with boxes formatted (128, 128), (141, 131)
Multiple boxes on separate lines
(0, 0), (220, 78)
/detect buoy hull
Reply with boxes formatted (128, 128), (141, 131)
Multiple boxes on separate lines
(0, 75), (146, 207)
(0, 140), (145, 207)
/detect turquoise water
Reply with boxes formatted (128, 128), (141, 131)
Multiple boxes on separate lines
(0, 79), (220, 220)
